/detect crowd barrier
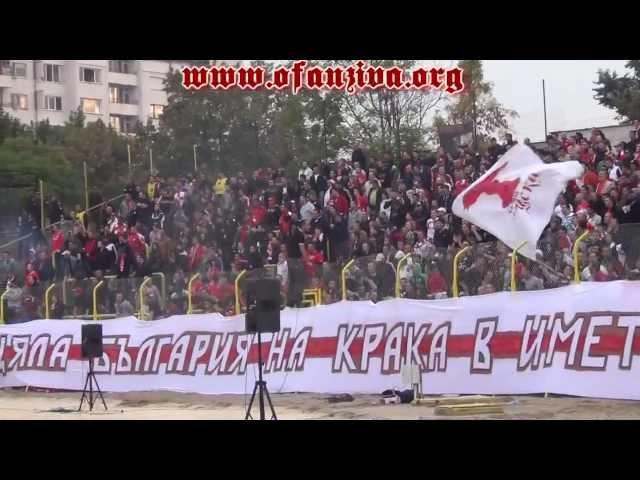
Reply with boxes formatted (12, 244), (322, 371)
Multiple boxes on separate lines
(2, 223), (639, 324)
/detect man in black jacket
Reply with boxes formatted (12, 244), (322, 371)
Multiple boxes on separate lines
(374, 253), (396, 298)
(95, 240), (116, 274)
(310, 166), (328, 199)
(433, 219), (452, 249)
(285, 216), (306, 306)
(48, 196), (64, 225)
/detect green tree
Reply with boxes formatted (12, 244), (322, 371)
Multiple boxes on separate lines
(594, 60), (640, 121)
(160, 61), (348, 174)
(338, 60), (444, 158)
(61, 110), (129, 198)
(444, 60), (518, 146)
(0, 137), (79, 213)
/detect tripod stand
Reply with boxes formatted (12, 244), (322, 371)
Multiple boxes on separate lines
(244, 331), (277, 420)
(78, 358), (107, 412)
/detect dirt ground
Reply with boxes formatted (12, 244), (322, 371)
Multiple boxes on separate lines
(2, 389), (640, 419)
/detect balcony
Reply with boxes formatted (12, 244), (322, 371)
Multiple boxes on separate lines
(0, 63), (18, 87)
(108, 61), (138, 86)
(108, 71), (138, 86)
(109, 102), (139, 116)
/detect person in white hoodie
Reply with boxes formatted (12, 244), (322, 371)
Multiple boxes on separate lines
(298, 161), (313, 181)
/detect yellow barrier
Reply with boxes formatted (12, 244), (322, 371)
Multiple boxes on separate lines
(0, 288), (8, 324)
(452, 246), (471, 298)
(138, 276), (153, 320)
(573, 230), (590, 283)
(188, 273), (201, 315)
(395, 253), (411, 298)
(510, 241), (527, 292)
(64, 314), (116, 320)
(303, 288), (321, 307)
(92, 280), (105, 321)
(234, 270), (247, 315)
(341, 259), (355, 301)
(44, 283), (56, 319)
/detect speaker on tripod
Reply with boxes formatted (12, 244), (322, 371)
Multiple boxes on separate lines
(244, 278), (281, 421)
(78, 323), (108, 412)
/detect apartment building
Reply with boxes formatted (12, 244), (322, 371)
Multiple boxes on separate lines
(0, 60), (194, 134)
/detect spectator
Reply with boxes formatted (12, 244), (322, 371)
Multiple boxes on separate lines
(426, 262), (448, 299)
(114, 291), (135, 318)
(521, 267), (545, 291)
(50, 224), (65, 280)
(4, 279), (24, 323)
(0, 251), (18, 287)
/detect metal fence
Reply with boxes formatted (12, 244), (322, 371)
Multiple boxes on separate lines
(2, 223), (639, 324)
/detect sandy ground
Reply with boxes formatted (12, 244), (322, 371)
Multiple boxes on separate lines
(2, 388), (640, 419)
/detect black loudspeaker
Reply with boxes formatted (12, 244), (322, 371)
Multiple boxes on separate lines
(81, 324), (103, 359)
(245, 278), (281, 334)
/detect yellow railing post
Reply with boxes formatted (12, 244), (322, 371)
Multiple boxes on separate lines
(187, 273), (201, 315)
(0, 288), (8, 324)
(92, 280), (104, 321)
(341, 259), (355, 301)
(510, 241), (528, 292)
(573, 230), (590, 283)
(44, 283), (56, 319)
(138, 276), (153, 320)
(395, 253), (411, 298)
(303, 288), (322, 307)
(234, 270), (247, 315)
(452, 246), (471, 298)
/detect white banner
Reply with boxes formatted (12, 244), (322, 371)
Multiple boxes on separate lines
(2, 281), (640, 400)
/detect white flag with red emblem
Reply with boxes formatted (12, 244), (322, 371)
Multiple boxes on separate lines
(452, 144), (583, 260)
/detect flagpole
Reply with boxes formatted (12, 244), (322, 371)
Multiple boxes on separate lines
(39, 180), (45, 232)
(193, 144), (198, 172)
(149, 148), (153, 175)
(83, 161), (89, 213)
(542, 79), (548, 140)
(127, 144), (132, 176)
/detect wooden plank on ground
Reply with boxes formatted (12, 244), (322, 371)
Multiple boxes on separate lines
(413, 395), (512, 407)
(434, 403), (505, 416)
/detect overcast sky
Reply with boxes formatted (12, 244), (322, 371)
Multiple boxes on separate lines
(260, 60), (631, 143)
(483, 60), (629, 142)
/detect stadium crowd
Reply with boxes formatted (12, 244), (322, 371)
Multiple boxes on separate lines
(2, 122), (640, 323)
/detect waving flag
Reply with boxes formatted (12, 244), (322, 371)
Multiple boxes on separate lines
(452, 144), (583, 260)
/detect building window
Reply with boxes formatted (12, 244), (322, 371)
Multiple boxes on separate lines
(79, 67), (101, 83)
(0, 61), (26, 77)
(110, 115), (135, 134)
(109, 85), (134, 104)
(108, 60), (134, 74)
(149, 104), (164, 119)
(81, 98), (101, 114)
(44, 64), (63, 82)
(110, 115), (121, 132)
(11, 94), (28, 110)
(43, 95), (62, 111)
(13, 62), (27, 78)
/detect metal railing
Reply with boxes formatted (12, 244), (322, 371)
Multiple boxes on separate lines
(0, 222), (638, 324)
(452, 245), (471, 298)
(138, 276), (153, 320)
(92, 280), (105, 321)
(187, 273), (201, 315)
